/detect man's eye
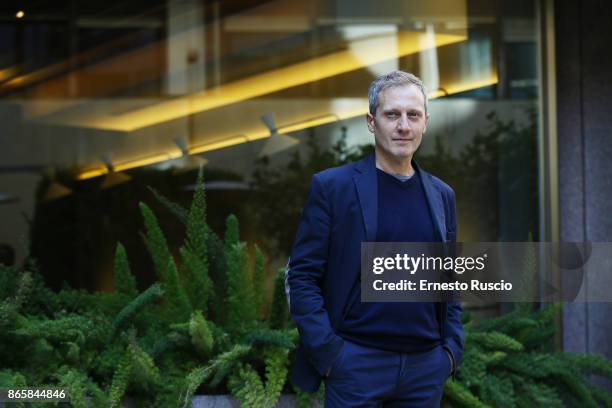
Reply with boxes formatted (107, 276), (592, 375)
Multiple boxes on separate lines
(387, 113), (398, 118)
(408, 112), (419, 117)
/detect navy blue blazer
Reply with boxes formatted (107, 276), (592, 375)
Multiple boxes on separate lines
(286, 152), (464, 392)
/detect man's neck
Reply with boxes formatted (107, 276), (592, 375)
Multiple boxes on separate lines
(375, 150), (414, 177)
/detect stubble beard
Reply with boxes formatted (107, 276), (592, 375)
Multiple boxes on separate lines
(376, 137), (419, 163)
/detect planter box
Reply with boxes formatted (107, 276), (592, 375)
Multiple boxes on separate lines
(0, 394), (323, 408)
(123, 394), (323, 408)
(190, 394), (320, 407)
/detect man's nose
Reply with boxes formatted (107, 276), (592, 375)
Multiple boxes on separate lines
(397, 114), (410, 131)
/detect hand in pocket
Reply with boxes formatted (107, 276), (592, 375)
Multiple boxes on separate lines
(325, 341), (347, 378)
(441, 347), (452, 379)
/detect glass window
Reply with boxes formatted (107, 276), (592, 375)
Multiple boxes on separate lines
(0, 0), (541, 308)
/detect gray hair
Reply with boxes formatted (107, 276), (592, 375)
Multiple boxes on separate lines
(368, 70), (428, 115)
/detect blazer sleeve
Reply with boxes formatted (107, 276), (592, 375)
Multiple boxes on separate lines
(286, 174), (344, 377)
(442, 187), (465, 377)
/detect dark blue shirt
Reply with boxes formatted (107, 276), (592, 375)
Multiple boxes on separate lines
(338, 168), (442, 352)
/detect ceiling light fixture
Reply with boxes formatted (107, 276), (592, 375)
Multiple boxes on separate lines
(99, 156), (132, 189)
(43, 181), (72, 202)
(259, 113), (299, 157)
(172, 135), (208, 172)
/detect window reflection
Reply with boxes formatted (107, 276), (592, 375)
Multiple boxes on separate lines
(0, 1), (539, 305)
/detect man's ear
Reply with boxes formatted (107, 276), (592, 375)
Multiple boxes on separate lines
(423, 113), (430, 134)
(366, 113), (375, 133)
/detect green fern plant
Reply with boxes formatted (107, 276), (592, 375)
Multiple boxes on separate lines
(114, 242), (138, 299)
(189, 310), (214, 357)
(224, 216), (258, 334)
(227, 347), (289, 408)
(180, 344), (252, 408)
(253, 245), (266, 319)
(0, 170), (298, 408)
(139, 201), (174, 284)
(2, 167), (612, 408)
(442, 303), (612, 408)
(268, 267), (290, 330)
(112, 283), (163, 332)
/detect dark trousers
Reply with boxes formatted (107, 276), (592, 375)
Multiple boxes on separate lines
(324, 339), (451, 407)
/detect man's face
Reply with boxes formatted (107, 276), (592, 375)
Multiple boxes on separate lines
(367, 84), (429, 161)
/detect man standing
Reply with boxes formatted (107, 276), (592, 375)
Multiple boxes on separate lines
(286, 71), (463, 407)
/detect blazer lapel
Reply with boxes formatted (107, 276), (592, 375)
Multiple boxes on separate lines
(352, 154), (447, 242)
(353, 153), (378, 241)
(415, 161), (447, 242)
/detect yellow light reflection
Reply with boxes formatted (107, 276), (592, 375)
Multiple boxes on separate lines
(189, 135), (252, 155)
(440, 76), (499, 96)
(76, 76), (496, 180)
(71, 31), (466, 131)
(278, 115), (338, 134)
(77, 168), (107, 180)
(337, 107), (368, 121)
(113, 151), (182, 172)
(77, 151), (182, 180)
(0, 66), (19, 82)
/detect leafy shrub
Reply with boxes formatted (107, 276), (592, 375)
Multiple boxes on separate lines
(1, 166), (610, 408)
(444, 302), (612, 408)
(0, 167), (310, 407)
